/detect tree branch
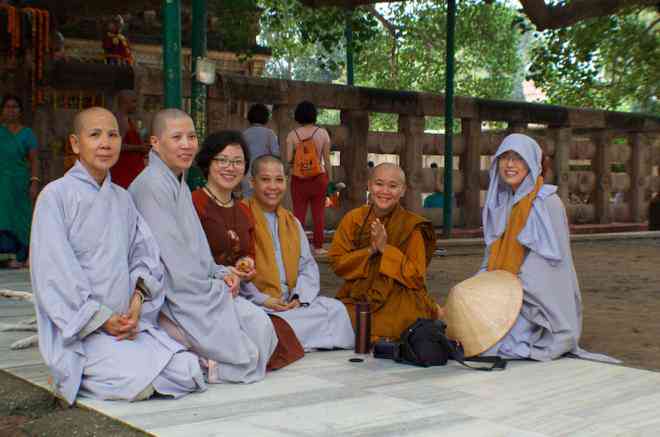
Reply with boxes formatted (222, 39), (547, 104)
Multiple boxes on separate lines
(363, 5), (400, 82)
(644, 16), (660, 33)
(520, 0), (659, 30)
(364, 5), (399, 37)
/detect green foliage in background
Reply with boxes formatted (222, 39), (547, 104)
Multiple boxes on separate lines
(258, 0), (522, 131)
(527, 11), (659, 114)
(255, 0), (659, 129)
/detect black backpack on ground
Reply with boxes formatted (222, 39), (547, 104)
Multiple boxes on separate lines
(374, 318), (507, 371)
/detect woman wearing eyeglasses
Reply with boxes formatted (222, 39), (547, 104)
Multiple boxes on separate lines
(191, 130), (305, 369)
(472, 134), (614, 362)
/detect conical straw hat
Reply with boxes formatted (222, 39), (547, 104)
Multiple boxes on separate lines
(444, 270), (523, 358)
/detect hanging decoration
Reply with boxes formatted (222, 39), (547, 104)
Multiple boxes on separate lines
(0, 4), (20, 62)
(0, 6), (50, 109)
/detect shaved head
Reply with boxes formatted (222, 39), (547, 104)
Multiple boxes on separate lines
(251, 154), (285, 177)
(72, 107), (117, 135)
(151, 108), (192, 138)
(69, 107), (121, 184)
(370, 163), (406, 185)
(368, 162), (406, 215)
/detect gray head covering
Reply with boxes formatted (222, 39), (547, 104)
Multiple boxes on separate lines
(482, 133), (561, 262)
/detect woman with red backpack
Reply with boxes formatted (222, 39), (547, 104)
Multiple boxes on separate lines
(286, 101), (332, 256)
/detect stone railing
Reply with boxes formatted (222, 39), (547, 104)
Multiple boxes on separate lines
(182, 73), (658, 229)
(43, 69), (660, 229)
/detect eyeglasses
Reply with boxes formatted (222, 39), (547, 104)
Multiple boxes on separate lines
(212, 157), (245, 168)
(498, 152), (525, 165)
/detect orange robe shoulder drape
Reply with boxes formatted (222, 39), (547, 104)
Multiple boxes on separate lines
(328, 204), (438, 341)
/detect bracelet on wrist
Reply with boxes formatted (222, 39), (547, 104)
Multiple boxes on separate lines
(30, 176), (41, 183)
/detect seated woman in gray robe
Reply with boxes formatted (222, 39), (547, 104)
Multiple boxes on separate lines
(480, 133), (614, 362)
(31, 108), (205, 405)
(129, 109), (278, 384)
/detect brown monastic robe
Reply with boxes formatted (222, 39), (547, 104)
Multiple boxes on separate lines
(328, 204), (438, 341)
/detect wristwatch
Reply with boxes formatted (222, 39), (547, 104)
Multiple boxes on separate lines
(135, 277), (151, 302)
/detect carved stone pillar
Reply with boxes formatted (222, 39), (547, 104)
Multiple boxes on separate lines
(272, 104), (295, 210)
(461, 117), (482, 228)
(550, 126), (572, 204)
(340, 109), (370, 213)
(592, 130), (613, 224)
(398, 114), (425, 214)
(272, 104), (294, 163)
(626, 132), (650, 222)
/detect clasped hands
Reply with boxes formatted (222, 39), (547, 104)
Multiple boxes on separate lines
(225, 256), (255, 298)
(102, 290), (143, 341)
(369, 218), (388, 255)
(228, 256), (298, 311)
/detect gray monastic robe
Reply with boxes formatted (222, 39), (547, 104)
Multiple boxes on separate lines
(244, 213), (354, 351)
(129, 151), (277, 383)
(31, 161), (205, 405)
(481, 134), (616, 362)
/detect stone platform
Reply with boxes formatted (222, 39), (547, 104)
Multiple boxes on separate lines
(2, 270), (660, 437)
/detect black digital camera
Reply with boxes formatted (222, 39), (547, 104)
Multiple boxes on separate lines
(373, 340), (402, 361)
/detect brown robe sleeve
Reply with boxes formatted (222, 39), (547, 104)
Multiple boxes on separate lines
(328, 212), (372, 280)
(379, 229), (427, 290)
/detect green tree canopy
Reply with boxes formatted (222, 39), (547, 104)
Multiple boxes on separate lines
(527, 10), (659, 113)
(259, 1), (522, 96)
(258, 0), (658, 118)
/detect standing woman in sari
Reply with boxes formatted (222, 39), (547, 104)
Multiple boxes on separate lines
(0, 95), (40, 269)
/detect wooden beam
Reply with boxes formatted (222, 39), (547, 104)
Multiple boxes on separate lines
(50, 60), (134, 91)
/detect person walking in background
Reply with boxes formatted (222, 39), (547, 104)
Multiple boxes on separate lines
(0, 94), (40, 269)
(286, 101), (332, 257)
(242, 104), (279, 197)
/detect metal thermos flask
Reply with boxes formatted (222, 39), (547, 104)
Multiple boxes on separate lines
(354, 302), (371, 354)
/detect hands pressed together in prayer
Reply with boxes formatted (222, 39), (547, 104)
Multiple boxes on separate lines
(102, 290), (143, 340)
(369, 219), (388, 255)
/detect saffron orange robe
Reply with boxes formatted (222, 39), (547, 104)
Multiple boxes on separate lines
(328, 204), (438, 341)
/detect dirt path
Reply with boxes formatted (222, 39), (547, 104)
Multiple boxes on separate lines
(0, 372), (150, 437)
(320, 237), (660, 370)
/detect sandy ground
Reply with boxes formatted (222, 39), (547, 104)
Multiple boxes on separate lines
(320, 237), (660, 371)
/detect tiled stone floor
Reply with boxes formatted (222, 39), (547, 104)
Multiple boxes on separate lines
(2, 269), (660, 437)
